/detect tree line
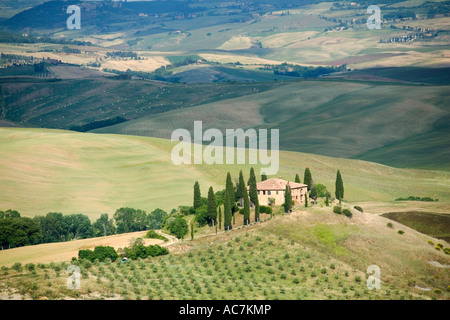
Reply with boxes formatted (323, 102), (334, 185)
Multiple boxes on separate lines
(0, 207), (168, 250)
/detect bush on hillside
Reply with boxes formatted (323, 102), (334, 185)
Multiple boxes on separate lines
(78, 246), (118, 262)
(353, 206), (363, 212)
(145, 230), (168, 242)
(342, 209), (352, 218)
(333, 206), (342, 214)
(259, 205), (272, 214)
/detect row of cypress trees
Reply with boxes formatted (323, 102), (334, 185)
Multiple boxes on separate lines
(193, 167), (344, 233)
(193, 168), (261, 232)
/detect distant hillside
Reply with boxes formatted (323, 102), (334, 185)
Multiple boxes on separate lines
(93, 78), (450, 170)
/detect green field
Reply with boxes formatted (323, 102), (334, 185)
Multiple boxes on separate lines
(0, 127), (449, 220)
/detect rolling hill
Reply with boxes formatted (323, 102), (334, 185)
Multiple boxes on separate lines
(2, 75), (449, 170)
(93, 78), (450, 170)
(0, 127), (449, 220)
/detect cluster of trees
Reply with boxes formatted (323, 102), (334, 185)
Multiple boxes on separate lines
(62, 46), (81, 54)
(189, 168), (261, 235)
(69, 116), (127, 132)
(165, 215), (189, 240)
(0, 207), (168, 250)
(297, 168), (344, 206)
(106, 51), (138, 59)
(261, 63), (347, 78)
(394, 196), (438, 202)
(78, 240), (169, 263)
(78, 246), (119, 263)
(0, 30), (93, 46)
(119, 238), (168, 260)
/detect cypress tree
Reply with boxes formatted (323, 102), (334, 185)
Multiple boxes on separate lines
(295, 174), (300, 183)
(255, 202), (260, 222)
(190, 218), (194, 240)
(218, 206), (222, 229)
(236, 170), (246, 207)
(303, 168), (312, 191)
(243, 181), (250, 225)
(335, 170), (344, 204)
(226, 172), (235, 223)
(207, 186), (217, 225)
(248, 167), (259, 222)
(284, 183), (292, 213)
(224, 189), (232, 231)
(193, 181), (201, 209)
(305, 193), (308, 207)
(226, 173), (235, 208)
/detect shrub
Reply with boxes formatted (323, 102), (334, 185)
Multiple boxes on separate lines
(436, 243), (444, 249)
(333, 206), (342, 214)
(78, 246), (118, 262)
(444, 248), (450, 255)
(355, 276), (362, 283)
(25, 263), (35, 272)
(387, 222), (393, 228)
(12, 262), (22, 272)
(353, 206), (363, 212)
(145, 230), (168, 242)
(435, 246), (441, 251)
(342, 209), (352, 218)
(428, 240), (434, 245)
(398, 230), (404, 235)
(259, 206), (272, 214)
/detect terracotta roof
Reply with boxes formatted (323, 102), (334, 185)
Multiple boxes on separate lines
(256, 178), (307, 191)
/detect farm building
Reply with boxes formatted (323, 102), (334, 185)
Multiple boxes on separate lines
(255, 178), (308, 206)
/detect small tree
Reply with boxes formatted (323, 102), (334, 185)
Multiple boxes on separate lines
(190, 219), (195, 240)
(193, 181), (202, 209)
(207, 186), (217, 225)
(248, 167), (260, 222)
(305, 194), (308, 207)
(261, 173), (268, 181)
(218, 206), (222, 230)
(236, 170), (246, 207)
(243, 183), (250, 225)
(303, 168), (312, 191)
(284, 184), (292, 213)
(335, 170), (344, 204)
(224, 189), (232, 231)
(268, 197), (276, 206)
(295, 174), (301, 183)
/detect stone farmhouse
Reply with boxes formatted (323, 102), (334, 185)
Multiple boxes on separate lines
(255, 178), (308, 206)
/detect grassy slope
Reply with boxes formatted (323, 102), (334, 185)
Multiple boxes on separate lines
(0, 206), (448, 300)
(0, 77), (282, 129)
(381, 211), (450, 242)
(0, 127), (449, 221)
(95, 79), (450, 170)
